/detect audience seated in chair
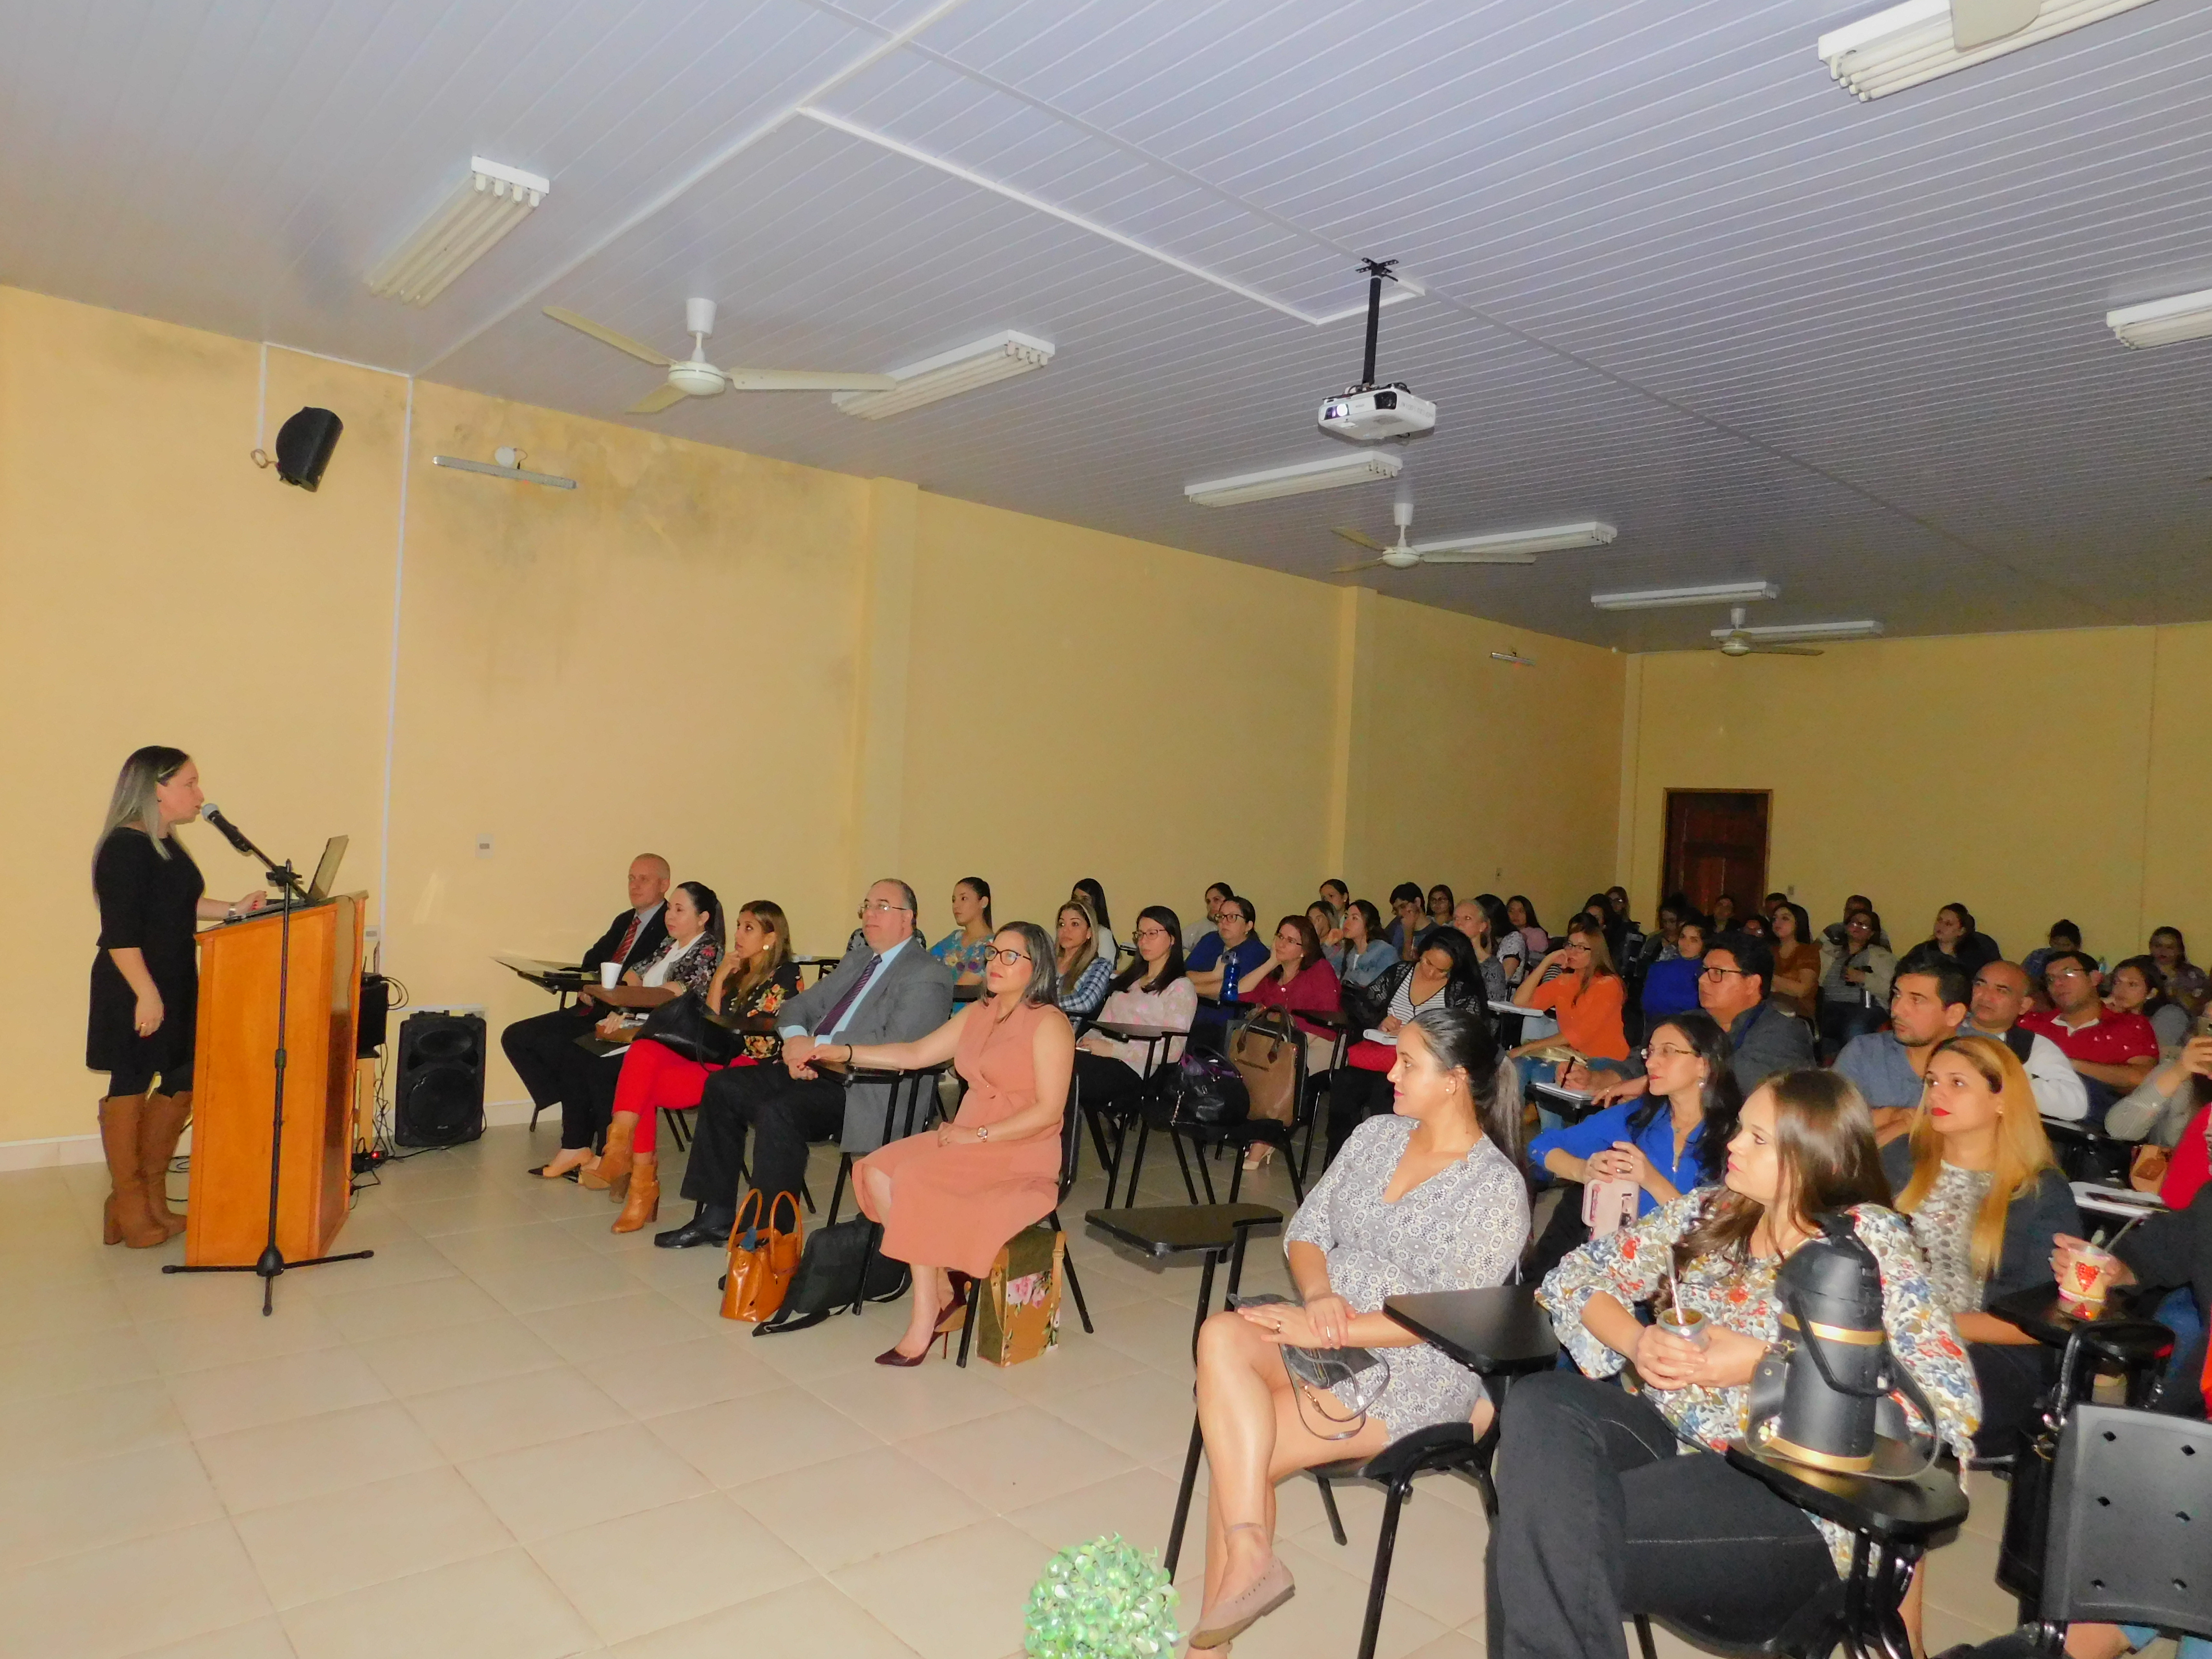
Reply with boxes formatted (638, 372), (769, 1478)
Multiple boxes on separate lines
(838, 922), (1075, 1367)
(1505, 894), (1549, 962)
(2022, 950), (2159, 1123)
(1590, 931), (1816, 1111)
(1182, 1008), (1528, 1651)
(1238, 913), (1344, 1175)
(1185, 895), (1267, 1048)
(1536, 1011), (1741, 1223)
(2107, 953), (2190, 1052)
(1835, 948), (1971, 1145)
(1767, 902), (1820, 1021)
(1052, 899), (1114, 1026)
(653, 879), (952, 1250)
(1638, 918), (1706, 1022)
(1909, 902), (2004, 980)
(2149, 926), (2208, 1018)
(1072, 904), (1195, 1125)
(500, 854), (670, 1125)
(1328, 899), (1397, 991)
(1884, 1035), (2080, 1460)
(2106, 1034), (2212, 1203)
(1070, 877), (1122, 964)
(929, 876), (994, 988)
(1963, 961), (2091, 1123)
(1475, 892), (1528, 987)
(1495, 1070), (1979, 1659)
(1383, 882), (1425, 959)
(1191, 881), (1234, 951)
(2022, 918), (2082, 992)
(1327, 928), (1486, 1166)
(1453, 898), (1512, 1005)
(1512, 917), (1631, 1107)
(1818, 907), (1895, 1060)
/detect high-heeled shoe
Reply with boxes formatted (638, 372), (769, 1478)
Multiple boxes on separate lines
(612, 1155), (659, 1233)
(1240, 1144), (1274, 1174)
(1189, 1527), (1294, 1648)
(581, 1114), (635, 1193)
(875, 1329), (951, 1366)
(936, 1272), (975, 1334)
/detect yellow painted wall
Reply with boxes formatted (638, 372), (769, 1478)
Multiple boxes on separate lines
(1623, 628), (2212, 963)
(1, 284), (1623, 1146)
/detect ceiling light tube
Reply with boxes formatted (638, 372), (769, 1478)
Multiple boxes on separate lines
(1817, 0), (2158, 101)
(366, 158), (549, 307)
(1421, 521), (1616, 558)
(1712, 619), (1884, 643)
(1186, 453), (1402, 508)
(1590, 581), (1780, 612)
(2107, 288), (2212, 349)
(832, 331), (1053, 419)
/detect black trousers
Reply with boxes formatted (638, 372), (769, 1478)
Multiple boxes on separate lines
(502, 1008), (592, 1110)
(1492, 1371), (1835, 1659)
(1323, 1065), (1394, 1166)
(681, 1063), (844, 1218)
(556, 1046), (623, 1151)
(1969, 1341), (2058, 1461)
(1073, 1052), (1148, 1111)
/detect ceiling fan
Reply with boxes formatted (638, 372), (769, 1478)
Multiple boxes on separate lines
(544, 299), (897, 414)
(1710, 607), (1883, 657)
(1333, 501), (1540, 573)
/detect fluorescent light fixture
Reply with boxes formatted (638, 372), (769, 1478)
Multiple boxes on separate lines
(2107, 288), (2212, 349)
(366, 158), (549, 307)
(432, 454), (576, 490)
(1590, 581), (1779, 612)
(1424, 521), (1616, 558)
(1491, 650), (1537, 668)
(1712, 618), (1884, 643)
(1817, 0), (2158, 101)
(832, 331), (1053, 419)
(1186, 453), (1402, 508)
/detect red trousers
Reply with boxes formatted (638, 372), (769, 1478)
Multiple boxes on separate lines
(610, 1039), (751, 1155)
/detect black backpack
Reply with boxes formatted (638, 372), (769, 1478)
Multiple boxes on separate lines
(754, 1217), (908, 1336)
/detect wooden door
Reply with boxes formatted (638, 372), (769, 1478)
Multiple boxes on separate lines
(1660, 792), (1770, 920)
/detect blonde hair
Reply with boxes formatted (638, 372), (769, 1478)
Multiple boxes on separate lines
(732, 900), (793, 998)
(1056, 899), (1100, 997)
(1896, 1034), (2059, 1281)
(95, 745), (191, 878)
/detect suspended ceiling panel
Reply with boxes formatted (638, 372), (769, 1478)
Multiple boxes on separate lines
(4, 0), (2208, 649)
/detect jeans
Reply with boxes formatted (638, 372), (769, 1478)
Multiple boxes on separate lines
(1491, 1372), (1835, 1659)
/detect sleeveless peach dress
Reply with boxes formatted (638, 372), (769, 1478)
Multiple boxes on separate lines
(856, 999), (1064, 1277)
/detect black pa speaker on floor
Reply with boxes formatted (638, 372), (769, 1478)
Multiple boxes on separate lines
(393, 1011), (486, 1147)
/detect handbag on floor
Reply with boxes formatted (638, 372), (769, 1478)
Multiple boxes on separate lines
(755, 1216), (910, 1335)
(721, 1189), (802, 1323)
(1166, 1051), (1249, 1129)
(970, 1223), (1065, 1367)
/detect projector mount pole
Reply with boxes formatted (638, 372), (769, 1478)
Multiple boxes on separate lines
(165, 858), (373, 1315)
(1358, 257), (1399, 390)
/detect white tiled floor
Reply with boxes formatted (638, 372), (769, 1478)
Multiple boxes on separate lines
(0, 1125), (2022, 1659)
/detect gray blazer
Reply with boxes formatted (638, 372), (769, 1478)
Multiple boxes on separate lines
(783, 938), (955, 1153)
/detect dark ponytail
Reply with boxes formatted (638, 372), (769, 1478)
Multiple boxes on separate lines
(1405, 1005), (1519, 1164)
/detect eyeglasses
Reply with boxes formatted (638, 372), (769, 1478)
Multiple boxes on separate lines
(857, 901), (914, 917)
(1700, 965), (1753, 980)
(2045, 965), (2087, 982)
(1641, 1043), (1696, 1061)
(1134, 926), (1169, 941)
(987, 948), (1032, 967)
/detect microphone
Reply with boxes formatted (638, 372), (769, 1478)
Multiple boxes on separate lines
(201, 803), (257, 858)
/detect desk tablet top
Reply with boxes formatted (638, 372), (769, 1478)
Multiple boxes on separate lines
(1087, 1021), (1186, 1041)
(1724, 1440), (1968, 1542)
(1084, 1203), (1282, 1257)
(1383, 1286), (1558, 1373)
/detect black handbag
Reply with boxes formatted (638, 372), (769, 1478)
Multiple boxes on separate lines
(1166, 1051), (1250, 1129)
(755, 1217), (910, 1335)
(635, 990), (742, 1067)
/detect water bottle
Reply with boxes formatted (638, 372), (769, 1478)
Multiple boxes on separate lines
(1220, 949), (1242, 1006)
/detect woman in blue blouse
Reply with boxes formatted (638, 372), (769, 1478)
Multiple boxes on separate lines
(930, 876), (994, 986)
(1330, 899), (1398, 989)
(1533, 1012), (1741, 1216)
(1638, 918), (1707, 1021)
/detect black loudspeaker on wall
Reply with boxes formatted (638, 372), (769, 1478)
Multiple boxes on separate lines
(393, 1012), (486, 1147)
(275, 406), (343, 491)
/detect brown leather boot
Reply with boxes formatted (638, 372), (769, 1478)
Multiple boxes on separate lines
(581, 1112), (636, 1196)
(612, 1154), (659, 1233)
(140, 1091), (192, 1238)
(99, 1096), (166, 1248)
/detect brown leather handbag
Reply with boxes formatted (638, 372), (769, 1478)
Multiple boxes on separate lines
(721, 1190), (802, 1322)
(1230, 1009), (1300, 1126)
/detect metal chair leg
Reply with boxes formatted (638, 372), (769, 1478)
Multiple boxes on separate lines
(827, 1155), (851, 1225)
(1049, 1209), (1095, 1334)
(1356, 1479), (1410, 1659)
(1122, 1119), (1153, 1207)
(1317, 1476), (1348, 1545)
(799, 1177), (816, 1215)
(956, 1275), (980, 1367)
(1634, 1615), (1659, 1659)
(1164, 1412), (1204, 1577)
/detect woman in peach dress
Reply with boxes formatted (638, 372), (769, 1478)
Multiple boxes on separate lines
(836, 920), (1074, 1365)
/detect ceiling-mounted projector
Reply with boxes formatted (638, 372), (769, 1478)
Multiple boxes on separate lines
(1317, 259), (1435, 442)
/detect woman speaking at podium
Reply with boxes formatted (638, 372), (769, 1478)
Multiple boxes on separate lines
(87, 747), (267, 1249)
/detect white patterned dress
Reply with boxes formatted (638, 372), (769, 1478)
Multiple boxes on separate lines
(1284, 1115), (1530, 1439)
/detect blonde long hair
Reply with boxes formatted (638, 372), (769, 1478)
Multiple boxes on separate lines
(95, 745), (191, 878)
(732, 900), (794, 998)
(1896, 1035), (2059, 1282)
(1056, 899), (1100, 997)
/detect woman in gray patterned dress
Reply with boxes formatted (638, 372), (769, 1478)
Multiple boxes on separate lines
(1182, 1006), (1529, 1651)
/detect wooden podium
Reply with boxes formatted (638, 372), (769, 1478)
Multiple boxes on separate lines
(185, 894), (365, 1266)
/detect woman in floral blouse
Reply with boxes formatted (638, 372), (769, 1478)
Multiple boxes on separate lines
(929, 877), (995, 986)
(1492, 1070), (1980, 1659)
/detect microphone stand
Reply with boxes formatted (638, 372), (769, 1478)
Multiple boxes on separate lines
(164, 854), (373, 1315)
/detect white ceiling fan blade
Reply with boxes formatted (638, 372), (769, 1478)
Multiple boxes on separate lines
(626, 383), (689, 415)
(544, 307), (674, 367)
(1416, 551), (1539, 566)
(719, 369), (900, 392)
(1333, 526), (1388, 553)
(1745, 643), (1823, 656)
(1333, 558), (1388, 574)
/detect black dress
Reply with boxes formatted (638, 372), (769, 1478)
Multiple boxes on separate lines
(87, 828), (204, 1075)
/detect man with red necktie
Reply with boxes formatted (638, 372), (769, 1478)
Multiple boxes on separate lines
(500, 855), (672, 1122)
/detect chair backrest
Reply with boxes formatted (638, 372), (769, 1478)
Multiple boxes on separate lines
(1058, 1073), (1084, 1200)
(2044, 1403), (2212, 1639)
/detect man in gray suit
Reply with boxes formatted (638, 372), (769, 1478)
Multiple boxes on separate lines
(654, 878), (954, 1248)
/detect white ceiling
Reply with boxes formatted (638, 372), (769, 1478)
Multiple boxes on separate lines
(7, 0), (2210, 649)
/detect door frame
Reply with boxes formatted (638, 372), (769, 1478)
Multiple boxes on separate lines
(1658, 788), (1773, 917)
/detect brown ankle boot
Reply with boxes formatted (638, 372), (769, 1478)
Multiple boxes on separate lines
(612, 1155), (659, 1233)
(140, 1091), (192, 1238)
(98, 1096), (166, 1249)
(581, 1113), (636, 1194)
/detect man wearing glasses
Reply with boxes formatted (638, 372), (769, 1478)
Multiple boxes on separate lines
(655, 879), (953, 1249)
(2020, 950), (2159, 1126)
(1587, 931), (1813, 1106)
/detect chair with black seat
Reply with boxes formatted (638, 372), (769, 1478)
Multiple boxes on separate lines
(950, 1073), (1097, 1367)
(823, 1065), (944, 1224)
(1118, 1018), (1311, 1210)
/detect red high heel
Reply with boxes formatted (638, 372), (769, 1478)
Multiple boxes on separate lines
(875, 1328), (951, 1366)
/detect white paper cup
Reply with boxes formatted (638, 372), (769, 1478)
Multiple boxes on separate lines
(600, 961), (622, 990)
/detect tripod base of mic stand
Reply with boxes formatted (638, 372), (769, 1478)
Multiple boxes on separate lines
(165, 1245), (375, 1315)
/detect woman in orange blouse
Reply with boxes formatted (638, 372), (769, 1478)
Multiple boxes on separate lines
(1513, 916), (1630, 1069)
